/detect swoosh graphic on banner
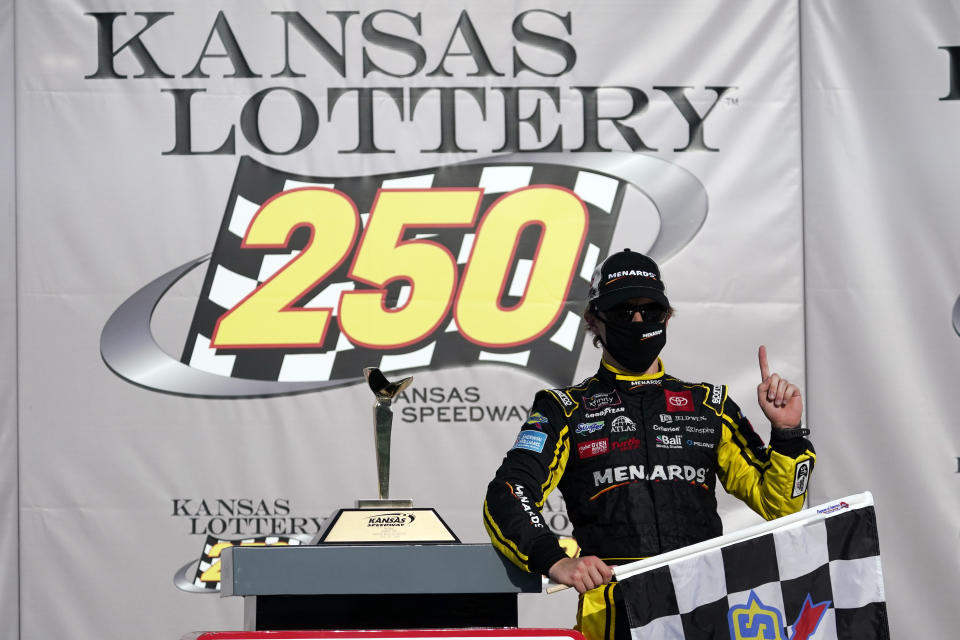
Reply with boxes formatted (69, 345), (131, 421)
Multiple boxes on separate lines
(172, 558), (215, 593)
(100, 255), (362, 397)
(954, 294), (960, 337)
(100, 152), (707, 397)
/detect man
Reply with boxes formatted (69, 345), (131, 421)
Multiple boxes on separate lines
(483, 249), (815, 640)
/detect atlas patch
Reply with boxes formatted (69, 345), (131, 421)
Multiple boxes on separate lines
(610, 415), (637, 433)
(512, 430), (548, 453)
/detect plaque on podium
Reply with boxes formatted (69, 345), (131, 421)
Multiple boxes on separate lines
(315, 368), (458, 544)
(317, 507), (458, 543)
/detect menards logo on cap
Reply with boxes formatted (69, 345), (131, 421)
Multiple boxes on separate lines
(607, 269), (658, 282)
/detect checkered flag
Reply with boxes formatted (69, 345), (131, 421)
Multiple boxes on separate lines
(181, 156), (625, 386)
(619, 493), (889, 640)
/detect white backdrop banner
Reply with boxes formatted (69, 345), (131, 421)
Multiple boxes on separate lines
(12, 1), (807, 639)
(802, 1), (960, 637)
(1, 1), (19, 639)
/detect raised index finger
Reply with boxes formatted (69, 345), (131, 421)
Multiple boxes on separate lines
(758, 345), (770, 381)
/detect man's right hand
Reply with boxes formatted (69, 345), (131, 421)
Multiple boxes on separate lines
(548, 556), (614, 594)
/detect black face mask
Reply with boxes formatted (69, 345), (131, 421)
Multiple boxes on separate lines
(597, 317), (666, 373)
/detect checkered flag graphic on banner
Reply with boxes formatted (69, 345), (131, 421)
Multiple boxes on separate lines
(180, 156), (623, 386)
(190, 534), (304, 591)
(620, 496), (889, 640)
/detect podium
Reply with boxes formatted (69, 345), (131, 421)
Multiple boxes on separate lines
(220, 543), (543, 631)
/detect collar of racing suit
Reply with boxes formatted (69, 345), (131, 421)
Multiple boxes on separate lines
(599, 357), (665, 391)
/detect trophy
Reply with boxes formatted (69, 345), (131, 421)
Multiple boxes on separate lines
(358, 367), (413, 509)
(314, 368), (459, 544)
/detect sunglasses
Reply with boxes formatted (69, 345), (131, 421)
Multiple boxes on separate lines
(607, 302), (670, 324)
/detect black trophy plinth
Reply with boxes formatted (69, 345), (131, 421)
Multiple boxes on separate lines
(220, 543), (542, 630)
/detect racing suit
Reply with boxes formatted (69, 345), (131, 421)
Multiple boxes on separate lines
(483, 360), (815, 640)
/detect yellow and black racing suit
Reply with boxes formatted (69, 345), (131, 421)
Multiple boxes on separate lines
(483, 359), (815, 640)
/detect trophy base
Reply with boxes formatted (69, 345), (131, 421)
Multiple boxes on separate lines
(355, 498), (413, 509)
(314, 506), (459, 544)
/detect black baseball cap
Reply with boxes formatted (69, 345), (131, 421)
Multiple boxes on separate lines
(587, 249), (669, 311)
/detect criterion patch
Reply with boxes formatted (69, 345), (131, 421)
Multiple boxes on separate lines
(512, 430), (548, 453)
